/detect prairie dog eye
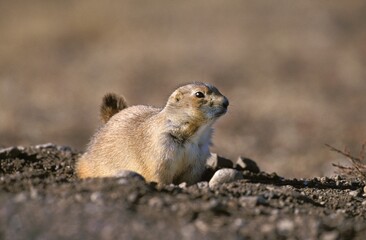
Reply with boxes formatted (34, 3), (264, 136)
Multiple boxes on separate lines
(195, 92), (205, 98)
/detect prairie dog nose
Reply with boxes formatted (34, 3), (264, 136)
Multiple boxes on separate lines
(222, 97), (229, 109)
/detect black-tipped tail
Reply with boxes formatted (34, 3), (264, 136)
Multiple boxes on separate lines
(100, 93), (128, 123)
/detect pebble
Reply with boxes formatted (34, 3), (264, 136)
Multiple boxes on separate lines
(35, 143), (56, 149)
(336, 209), (346, 214)
(349, 190), (360, 197)
(261, 223), (274, 234)
(232, 218), (245, 229)
(277, 219), (294, 234)
(115, 170), (145, 182)
(234, 156), (260, 173)
(30, 187), (38, 199)
(209, 168), (243, 188)
(127, 192), (139, 203)
(204, 199), (220, 210)
(320, 177), (329, 184)
(14, 192), (27, 203)
(195, 220), (209, 233)
(181, 224), (198, 239)
(90, 192), (102, 202)
(239, 195), (268, 207)
(74, 194), (83, 202)
(148, 197), (164, 208)
(196, 181), (209, 189)
(320, 231), (339, 240)
(206, 153), (233, 170)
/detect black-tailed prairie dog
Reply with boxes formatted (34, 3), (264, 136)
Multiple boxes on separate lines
(76, 82), (229, 185)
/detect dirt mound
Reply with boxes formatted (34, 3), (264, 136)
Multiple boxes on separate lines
(1, 145), (366, 239)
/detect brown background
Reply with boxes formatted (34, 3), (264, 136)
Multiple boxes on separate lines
(1, 0), (365, 178)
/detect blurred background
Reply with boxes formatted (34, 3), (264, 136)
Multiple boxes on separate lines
(0, 0), (365, 178)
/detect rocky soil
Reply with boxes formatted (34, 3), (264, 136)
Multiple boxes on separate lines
(1, 144), (366, 239)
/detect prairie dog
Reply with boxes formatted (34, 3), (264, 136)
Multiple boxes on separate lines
(76, 82), (229, 185)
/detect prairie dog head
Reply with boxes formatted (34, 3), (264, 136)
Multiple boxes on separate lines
(165, 82), (229, 124)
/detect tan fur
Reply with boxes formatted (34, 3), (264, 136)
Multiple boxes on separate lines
(76, 82), (229, 185)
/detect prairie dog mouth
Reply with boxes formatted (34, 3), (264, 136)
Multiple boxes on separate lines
(214, 97), (229, 117)
(212, 107), (227, 118)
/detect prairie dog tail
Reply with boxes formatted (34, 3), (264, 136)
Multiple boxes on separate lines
(100, 93), (128, 123)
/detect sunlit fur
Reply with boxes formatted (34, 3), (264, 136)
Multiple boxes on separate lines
(76, 82), (229, 185)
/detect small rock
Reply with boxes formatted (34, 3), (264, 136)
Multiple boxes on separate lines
(57, 145), (73, 152)
(115, 170), (145, 182)
(195, 220), (209, 233)
(30, 187), (38, 199)
(336, 209), (346, 214)
(14, 193), (27, 203)
(234, 156), (260, 173)
(196, 181), (209, 189)
(209, 168), (243, 188)
(0, 147), (22, 158)
(363, 185), (366, 194)
(35, 143), (56, 149)
(181, 224), (198, 239)
(239, 196), (267, 207)
(257, 195), (268, 205)
(148, 197), (164, 208)
(90, 192), (102, 202)
(261, 223), (274, 234)
(202, 199), (220, 211)
(127, 192), (139, 203)
(239, 196), (257, 207)
(206, 153), (233, 170)
(349, 190), (361, 197)
(362, 200), (366, 206)
(277, 219), (294, 234)
(74, 194), (83, 202)
(320, 177), (328, 183)
(271, 209), (280, 215)
(117, 178), (129, 185)
(320, 231), (339, 240)
(232, 218), (245, 229)
(179, 182), (187, 188)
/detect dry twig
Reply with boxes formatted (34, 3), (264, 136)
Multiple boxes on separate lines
(326, 143), (366, 181)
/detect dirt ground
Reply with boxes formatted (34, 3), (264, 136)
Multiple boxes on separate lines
(1, 144), (365, 239)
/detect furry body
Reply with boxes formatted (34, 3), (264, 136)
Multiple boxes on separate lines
(76, 83), (228, 184)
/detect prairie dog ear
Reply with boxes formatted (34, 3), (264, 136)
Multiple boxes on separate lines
(173, 91), (183, 102)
